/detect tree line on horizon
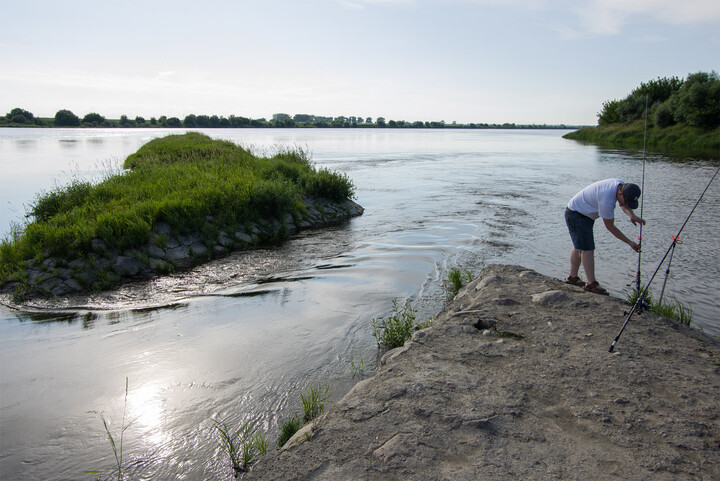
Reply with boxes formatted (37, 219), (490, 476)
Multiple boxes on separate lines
(0, 107), (576, 130)
(597, 70), (719, 130)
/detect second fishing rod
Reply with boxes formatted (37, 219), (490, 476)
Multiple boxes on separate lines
(609, 164), (720, 353)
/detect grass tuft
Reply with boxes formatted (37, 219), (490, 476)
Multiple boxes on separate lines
(444, 267), (473, 299)
(626, 286), (694, 326)
(371, 298), (418, 350)
(301, 384), (332, 423)
(277, 415), (303, 448)
(212, 418), (267, 477)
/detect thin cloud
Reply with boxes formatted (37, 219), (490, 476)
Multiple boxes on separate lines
(572, 0), (720, 36)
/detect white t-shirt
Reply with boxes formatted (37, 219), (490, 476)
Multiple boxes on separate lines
(567, 178), (623, 220)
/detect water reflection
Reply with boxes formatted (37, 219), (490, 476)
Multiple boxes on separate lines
(6, 302), (188, 329)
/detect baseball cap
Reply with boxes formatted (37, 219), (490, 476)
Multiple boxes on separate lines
(622, 183), (641, 210)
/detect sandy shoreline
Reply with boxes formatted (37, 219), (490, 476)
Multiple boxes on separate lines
(246, 264), (720, 480)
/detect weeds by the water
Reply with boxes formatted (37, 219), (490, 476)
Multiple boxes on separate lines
(653, 298), (694, 326)
(87, 378), (132, 481)
(277, 415), (303, 448)
(301, 384), (332, 423)
(371, 299), (417, 350)
(349, 353), (370, 378)
(626, 286), (694, 327)
(212, 418), (267, 477)
(444, 268), (473, 299)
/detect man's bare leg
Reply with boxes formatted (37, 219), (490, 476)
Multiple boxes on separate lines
(580, 250), (596, 284)
(570, 248), (582, 278)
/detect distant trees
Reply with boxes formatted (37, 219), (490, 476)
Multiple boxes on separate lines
(5, 108), (36, 124)
(1, 107), (578, 130)
(54, 109), (80, 127)
(597, 71), (719, 130)
(82, 112), (105, 126)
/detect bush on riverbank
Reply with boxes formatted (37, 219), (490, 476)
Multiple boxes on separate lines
(564, 71), (720, 153)
(0, 133), (356, 292)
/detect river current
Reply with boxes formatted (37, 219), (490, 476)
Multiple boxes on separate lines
(1, 128), (718, 480)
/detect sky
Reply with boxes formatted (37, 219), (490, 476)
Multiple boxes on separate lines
(1, 0), (718, 125)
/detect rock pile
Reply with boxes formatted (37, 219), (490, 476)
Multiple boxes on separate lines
(1, 197), (363, 300)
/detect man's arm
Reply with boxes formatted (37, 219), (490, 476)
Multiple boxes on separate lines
(619, 205), (646, 226)
(603, 218), (641, 252)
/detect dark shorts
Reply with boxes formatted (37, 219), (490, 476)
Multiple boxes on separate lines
(565, 207), (595, 251)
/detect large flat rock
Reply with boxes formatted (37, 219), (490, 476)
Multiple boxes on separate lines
(248, 264), (720, 480)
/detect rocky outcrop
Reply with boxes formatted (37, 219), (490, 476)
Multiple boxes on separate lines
(1, 197), (363, 300)
(248, 264), (720, 480)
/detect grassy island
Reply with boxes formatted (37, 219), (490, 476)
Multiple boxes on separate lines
(0, 132), (362, 301)
(564, 71), (720, 154)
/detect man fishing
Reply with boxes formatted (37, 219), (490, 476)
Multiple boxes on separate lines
(564, 179), (645, 295)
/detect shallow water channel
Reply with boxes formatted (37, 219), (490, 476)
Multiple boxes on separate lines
(1, 128), (718, 480)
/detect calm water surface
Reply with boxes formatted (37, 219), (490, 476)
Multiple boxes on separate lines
(1, 128), (718, 480)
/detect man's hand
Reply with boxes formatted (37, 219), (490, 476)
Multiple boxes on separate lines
(629, 241), (641, 253)
(629, 214), (646, 226)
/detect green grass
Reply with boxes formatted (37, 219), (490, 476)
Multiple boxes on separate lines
(444, 267), (473, 299)
(300, 384), (332, 423)
(277, 415), (303, 448)
(563, 123), (720, 153)
(349, 353), (370, 378)
(626, 286), (694, 327)
(212, 419), (267, 477)
(0, 132), (355, 286)
(87, 378), (132, 480)
(371, 298), (418, 350)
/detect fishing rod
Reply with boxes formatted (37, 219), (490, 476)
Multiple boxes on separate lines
(609, 164), (720, 353)
(657, 235), (680, 308)
(634, 96), (648, 299)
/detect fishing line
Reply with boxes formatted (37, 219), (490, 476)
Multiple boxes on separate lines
(609, 164), (720, 353)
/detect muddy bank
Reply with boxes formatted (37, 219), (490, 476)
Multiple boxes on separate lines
(249, 264), (720, 480)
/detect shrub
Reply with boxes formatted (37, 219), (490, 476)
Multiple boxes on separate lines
(304, 168), (355, 201)
(371, 299), (417, 349)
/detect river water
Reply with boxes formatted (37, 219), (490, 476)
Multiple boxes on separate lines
(1, 128), (718, 480)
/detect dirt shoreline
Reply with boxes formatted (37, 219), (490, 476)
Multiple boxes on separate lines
(248, 264), (720, 480)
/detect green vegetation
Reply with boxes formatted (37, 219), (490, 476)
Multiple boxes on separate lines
(371, 298), (419, 350)
(212, 419), (267, 477)
(300, 384), (332, 423)
(0, 132), (355, 288)
(87, 378), (131, 480)
(276, 384), (332, 448)
(349, 353), (370, 378)
(0, 107), (578, 130)
(444, 267), (473, 299)
(564, 71), (720, 152)
(564, 123), (720, 151)
(626, 286), (694, 327)
(277, 415), (303, 448)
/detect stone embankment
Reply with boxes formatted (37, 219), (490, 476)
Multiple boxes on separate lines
(249, 264), (720, 480)
(1, 197), (363, 300)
